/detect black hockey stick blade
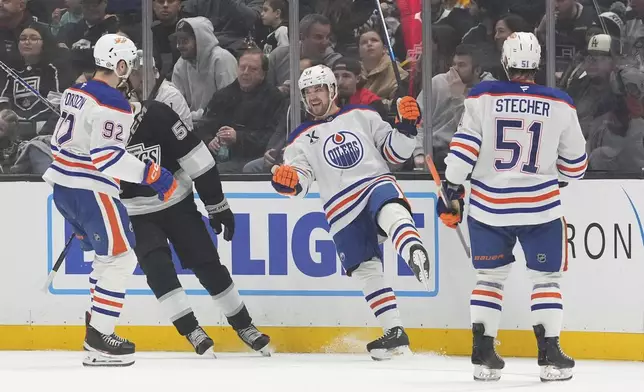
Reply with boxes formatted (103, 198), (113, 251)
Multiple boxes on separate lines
(42, 234), (75, 292)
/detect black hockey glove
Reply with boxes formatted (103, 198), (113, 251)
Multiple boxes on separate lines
(206, 199), (235, 241)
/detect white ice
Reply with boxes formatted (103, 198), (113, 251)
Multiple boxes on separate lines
(0, 352), (642, 392)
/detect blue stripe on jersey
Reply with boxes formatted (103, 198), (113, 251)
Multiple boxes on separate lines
(392, 223), (415, 241)
(323, 174), (383, 210)
(52, 146), (93, 162)
(468, 80), (575, 107)
(287, 105), (378, 144)
(558, 153), (587, 164)
(71, 80), (132, 113)
(452, 133), (482, 147)
(470, 179), (559, 194)
(387, 133), (407, 161)
(329, 178), (393, 225)
(470, 199), (561, 214)
(97, 149), (125, 173)
(451, 150), (476, 166)
(90, 146), (126, 155)
(49, 165), (119, 189)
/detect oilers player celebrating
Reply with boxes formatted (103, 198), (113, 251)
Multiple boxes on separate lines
(437, 32), (587, 382)
(271, 65), (430, 360)
(43, 34), (178, 367)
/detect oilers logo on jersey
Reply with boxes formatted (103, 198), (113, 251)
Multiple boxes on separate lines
(323, 131), (364, 169)
(127, 143), (161, 166)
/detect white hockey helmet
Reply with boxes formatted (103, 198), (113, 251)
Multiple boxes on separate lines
(94, 34), (141, 81)
(298, 64), (338, 116)
(501, 32), (541, 73)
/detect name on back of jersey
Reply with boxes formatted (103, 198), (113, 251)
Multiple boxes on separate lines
(495, 97), (551, 117)
(128, 143), (161, 165)
(63, 92), (87, 110)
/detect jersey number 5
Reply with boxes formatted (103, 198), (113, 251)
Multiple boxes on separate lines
(54, 111), (75, 146)
(494, 119), (542, 174)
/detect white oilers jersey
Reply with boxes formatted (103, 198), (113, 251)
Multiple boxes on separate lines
(445, 81), (587, 227)
(43, 80), (146, 198)
(283, 105), (416, 235)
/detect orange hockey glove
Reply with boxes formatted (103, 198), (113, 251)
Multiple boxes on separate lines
(395, 96), (421, 136)
(271, 165), (302, 196)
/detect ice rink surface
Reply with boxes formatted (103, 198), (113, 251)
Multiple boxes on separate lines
(1, 351), (642, 392)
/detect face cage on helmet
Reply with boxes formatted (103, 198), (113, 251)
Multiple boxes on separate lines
(301, 82), (338, 118)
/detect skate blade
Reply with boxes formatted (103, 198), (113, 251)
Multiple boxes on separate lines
(258, 345), (273, 357)
(540, 365), (573, 382)
(473, 365), (502, 381)
(411, 248), (431, 291)
(198, 346), (217, 358)
(369, 345), (412, 361)
(82, 349), (134, 367)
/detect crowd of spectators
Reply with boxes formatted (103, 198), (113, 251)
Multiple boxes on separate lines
(0, 0), (642, 175)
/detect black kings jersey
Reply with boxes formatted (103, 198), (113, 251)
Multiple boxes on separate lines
(120, 100), (225, 215)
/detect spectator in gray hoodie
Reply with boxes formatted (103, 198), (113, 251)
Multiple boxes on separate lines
(182, 0), (263, 57)
(415, 44), (495, 169)
(172, 17), (238, 123)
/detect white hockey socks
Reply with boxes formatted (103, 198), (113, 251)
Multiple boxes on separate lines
(353, 259), (403, 332)
(530, 272), (564, 337)
(89, 251), (137, 335)
(470, 265), (510, 338)
(377, 202), (423, 263)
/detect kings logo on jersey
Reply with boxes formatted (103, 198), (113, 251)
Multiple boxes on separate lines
(127, 143), (161, 165)
(323, 131), (364, 169)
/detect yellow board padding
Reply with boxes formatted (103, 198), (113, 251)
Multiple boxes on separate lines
(1, 326), (642, 361)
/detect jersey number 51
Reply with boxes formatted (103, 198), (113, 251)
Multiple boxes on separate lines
(494, 119), (542, 174)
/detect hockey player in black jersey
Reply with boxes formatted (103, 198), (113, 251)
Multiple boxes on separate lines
(119, 98), (271, 356)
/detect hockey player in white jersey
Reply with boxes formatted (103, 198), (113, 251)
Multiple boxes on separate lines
(271, 65), (430, 360)
(436, 32), (587, 382)
(43, 34), (178, 367)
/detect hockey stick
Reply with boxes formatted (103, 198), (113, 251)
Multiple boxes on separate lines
(375, 0), (406, 98)
(42, 233), (75, 292)
(425, 154), (472, 258)
(0, 60), (61, 116)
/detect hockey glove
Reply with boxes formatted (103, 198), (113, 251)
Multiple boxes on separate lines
(394, 96), (421, 137)
(142, 161), (178, 202)
(206, 199), (235, 241)
(271, 165), (302, 196)
(436, 181), (465, 229)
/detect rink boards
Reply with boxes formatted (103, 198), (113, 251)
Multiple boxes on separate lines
(0, 180), (642, 360)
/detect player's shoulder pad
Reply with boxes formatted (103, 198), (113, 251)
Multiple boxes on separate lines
(72, 80), (132, 114)
(526, 84), (575, 108)
(339, 104), (379, 114)
(467, 80), (499, 98)
(287, 120), (319, 145)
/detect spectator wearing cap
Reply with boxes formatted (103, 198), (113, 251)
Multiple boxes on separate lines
(172, 16), (237, 123)
(415, 44), (495, 169)
(536, 0), (599, 81)
(332, 58), (388, 119)
(57, 0), (119, 76)
(0, 0), (49, 68)
(181, 0), (262, 57)
(358, 28), (408, 104)
(0, 23), (73, 129)
(196, 47), (285, 174)
(152, 0), (192, 79)
(267, 14), (342, 93)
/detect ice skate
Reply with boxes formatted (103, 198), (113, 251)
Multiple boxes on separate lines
(236, 324), (271, 356)
(472, 323), (504, 381)
(186, 326), (215, 357)
(366, 326), (412, 361)
(83, 323), (135, 367)
(534, 324), (574, 382)
(408, 244), (431, 291)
